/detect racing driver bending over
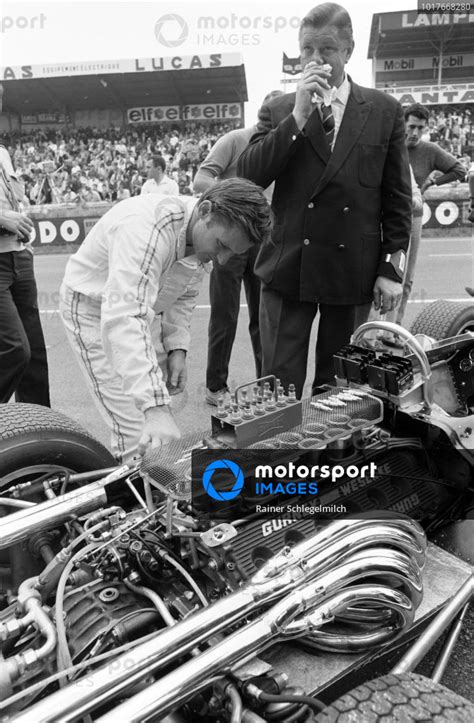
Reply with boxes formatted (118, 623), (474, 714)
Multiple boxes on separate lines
(60, 178), (271, 464)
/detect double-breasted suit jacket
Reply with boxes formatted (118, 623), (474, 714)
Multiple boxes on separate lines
(237, 80), (412, 306)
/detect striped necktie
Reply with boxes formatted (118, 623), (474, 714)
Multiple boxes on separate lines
(321, 103), (335, 150)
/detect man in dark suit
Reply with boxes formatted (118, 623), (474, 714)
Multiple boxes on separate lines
(238, 2), (412, 397)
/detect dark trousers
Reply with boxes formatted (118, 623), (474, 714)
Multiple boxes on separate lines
(0, 250), (50, 405)
(206, 245), (262, 391)
(259, 284), (371, 398)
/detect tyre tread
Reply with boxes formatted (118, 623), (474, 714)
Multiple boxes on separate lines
(315, 673), (474, 722)
(0, 404), (114, 476)
(410, 300), (474, 339)
(0, 404), (101, 442)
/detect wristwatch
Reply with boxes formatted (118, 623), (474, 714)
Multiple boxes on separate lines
(383, 250), (406, 282)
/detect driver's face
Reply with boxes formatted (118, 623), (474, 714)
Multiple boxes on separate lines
(191, 216), (252, 266)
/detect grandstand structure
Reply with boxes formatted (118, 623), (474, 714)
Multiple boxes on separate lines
(368, 9), (474, 109)
(0, 52), (247, 131)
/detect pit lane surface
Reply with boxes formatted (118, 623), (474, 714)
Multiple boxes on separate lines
(30, 233), (473, 702)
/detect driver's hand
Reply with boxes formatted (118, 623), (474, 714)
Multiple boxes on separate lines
(138, 405), (181, 457)
(166, 350), (187, 395)
(373, 276), (402, 314)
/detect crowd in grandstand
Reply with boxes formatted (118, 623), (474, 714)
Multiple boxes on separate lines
(423, 107), (474, 159)
(3, 120), (241, 205)
(2, 108), (473, 206)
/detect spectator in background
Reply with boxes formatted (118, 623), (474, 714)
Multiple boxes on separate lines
(0, 101), (50, 406)
(458, 153), (472, 185)
(81, 184), (102, 203)
(141, 155), (179, 195)
(69, 166), (83, 194)
(0, 119), (258, 205)
(11, 110), (470, 209)
(193, 90), (283, 406)
(62, 184), (79, 203)
(425, 118), (439, 143)
(405, 104), (466, 193)
(391, 103), (466, 325)
(116, 182), (131, 201)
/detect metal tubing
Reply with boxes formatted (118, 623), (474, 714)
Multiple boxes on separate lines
(12, 518), (425, 722)
(3, 577), (57, 683)
(0, 482), (107, 550)
(67, 467), (120, 484)
(0, 466), (130, 551)
(392, 575), (473, 674)
(98, 584), (412, 722)
(124, 581), (175, 627)
(12, 588), (259, 723)
(431, 603), (470, 683)
(0, 498), (35, 509)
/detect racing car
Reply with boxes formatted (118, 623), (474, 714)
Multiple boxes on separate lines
(0, 301), (472, 722)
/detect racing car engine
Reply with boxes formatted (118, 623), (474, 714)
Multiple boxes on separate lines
(0, 322), (472, 720)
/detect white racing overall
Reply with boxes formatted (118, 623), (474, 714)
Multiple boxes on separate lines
(60, 195), (206, 463)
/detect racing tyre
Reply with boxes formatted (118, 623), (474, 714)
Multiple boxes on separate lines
(410, 299), (474, 339)
(0, 403), (115, 482)
(315, 673), (474, 722)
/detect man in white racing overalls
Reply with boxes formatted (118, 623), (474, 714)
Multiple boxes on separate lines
(60, 178), (271, 463)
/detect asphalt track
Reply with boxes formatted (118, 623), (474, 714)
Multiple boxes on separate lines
(27, 233), (474, 701)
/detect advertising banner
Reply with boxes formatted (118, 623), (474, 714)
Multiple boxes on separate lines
(1, 53), (241, 81)
(21, 112), (70, 124)
(380, 11), (474, 31)
(375, 54), (474, 72)
(381, 84), (474, 105)
(127, 103), (243, 123)
(29, 214), (102, 247)
(422, 198), (473, 229)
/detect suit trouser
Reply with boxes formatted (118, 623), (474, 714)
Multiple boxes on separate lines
(0, 249), (50, 406)
(206, 245), (261, 392)
(259, 284), (371, 398)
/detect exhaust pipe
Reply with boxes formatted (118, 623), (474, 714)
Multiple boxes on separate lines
(99, 566), (415, 722)
(12, 517), (425, 722)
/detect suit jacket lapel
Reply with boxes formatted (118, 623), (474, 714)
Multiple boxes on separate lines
(310, 82), (373, 197)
